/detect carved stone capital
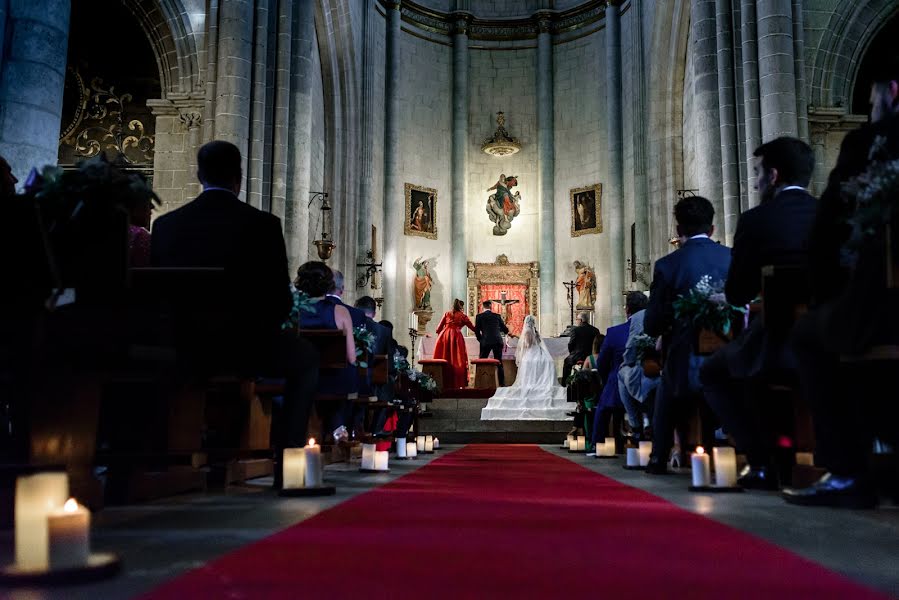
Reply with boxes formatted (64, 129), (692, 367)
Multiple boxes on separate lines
(451, 12), (472, 36)
(534, 10), (553, 34)
(178, 110), (203, 130)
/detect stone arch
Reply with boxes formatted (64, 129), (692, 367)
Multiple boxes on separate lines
(121, 0), (201, 95)
(646, 0), (690, 261)
(314, 0), (361, 281)
(808, 0), (899, 109)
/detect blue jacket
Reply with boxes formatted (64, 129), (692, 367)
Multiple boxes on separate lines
(597, 320), (630, 410)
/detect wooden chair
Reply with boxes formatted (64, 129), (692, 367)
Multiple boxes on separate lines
(470, 358), (500, 389)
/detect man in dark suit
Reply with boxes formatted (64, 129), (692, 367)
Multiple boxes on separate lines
(563, 312), (600, 382)
(327, 270), (367, 328)
(644, 195), (731, 473)
(354, 296), (392, 399)
(150, 140), (318, 460)
(475, 300), (510, 386)
(701, 137), (818, 489)
(783, 62), (899, 508)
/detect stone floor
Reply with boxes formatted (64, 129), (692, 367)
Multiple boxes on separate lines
(2, 445), (897, 598)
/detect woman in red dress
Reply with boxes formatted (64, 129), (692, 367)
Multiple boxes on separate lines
(433, 298), (476, 389)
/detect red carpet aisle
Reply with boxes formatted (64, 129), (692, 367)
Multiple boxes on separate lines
(143, 445), (886, 599)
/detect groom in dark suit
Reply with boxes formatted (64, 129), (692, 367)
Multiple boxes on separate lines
(475, 300), (509, 386)
(644, 195), (731, 473)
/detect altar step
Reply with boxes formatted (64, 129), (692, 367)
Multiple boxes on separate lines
(418, 397), (571, 444)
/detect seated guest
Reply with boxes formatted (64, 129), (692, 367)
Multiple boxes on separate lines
(569, 333), (603, 445)
(294, 261), (357, 443)
(644, 195), (731, 474)
(124, 173), (157, 267)
(563, 312), (600, 382)
(327, 270), (367, 328)
(150, 140), (318, 458)
(784, 62), (899, 508)
(592, 292), (648, 448)
(701, 137), (818, 490)
(617, 298), (657, 439)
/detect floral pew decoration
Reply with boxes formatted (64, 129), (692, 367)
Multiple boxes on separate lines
(673, 275), (747, 355)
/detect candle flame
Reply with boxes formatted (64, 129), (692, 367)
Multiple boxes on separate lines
(63, 498), (78, 512)
(696, 446), (705, 455)
(307, 438), (316, 447)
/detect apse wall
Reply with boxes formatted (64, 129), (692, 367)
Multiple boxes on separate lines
(395, 30), (453, 319)
(552, 31), (609, 330)
(466, 48), (539, 267)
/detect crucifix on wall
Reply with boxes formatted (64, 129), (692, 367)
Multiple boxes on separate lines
(488, 290), (520, 327)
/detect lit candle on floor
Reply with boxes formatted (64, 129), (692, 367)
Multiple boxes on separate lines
(283, 448), (306, 489)
(691, 446), (711, 487)
(713, 446), (738, 487)
(374, 451), (389, 471)
(577, 435), (586, 452)
(48, 498), (90, 569)
(407, 443), (418, 458)
(434, 437), (440, 449)
(416, 435), (425, 452)
(638, 441), (652, 466)
(304, 438), (323, 487)
(564, 435), (572, 448)
(425, 435), (434, 452)
(396, 438), (407, 458)
(600, 437), (616, 457)
(361, 443), (376, 470)
(16, 472), (69, 569)
(626, 447), (640, 467)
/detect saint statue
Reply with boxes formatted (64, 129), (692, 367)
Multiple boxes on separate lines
(573, 260), (597, 309)
(486, 175), (521, 236)
(413, 257), (433, 310)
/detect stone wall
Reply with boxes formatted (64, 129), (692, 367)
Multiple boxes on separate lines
(395, 29), (453, 330)
(308, 25), (327, 266)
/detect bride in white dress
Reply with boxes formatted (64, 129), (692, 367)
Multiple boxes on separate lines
(480, 315), (575, 421)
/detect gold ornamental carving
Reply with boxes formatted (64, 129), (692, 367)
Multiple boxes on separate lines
(466, 255), (540, 320)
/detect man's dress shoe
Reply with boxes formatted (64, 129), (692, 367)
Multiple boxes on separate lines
(644, 457), (669, 475)
(737, 465), (779, 490)
(782, 473), (877, 509)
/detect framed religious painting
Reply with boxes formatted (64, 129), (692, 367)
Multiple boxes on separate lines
(570, 184), (602, 237)
(404, 183), (438, 239)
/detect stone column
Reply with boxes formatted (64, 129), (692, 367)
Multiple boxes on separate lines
(756, 0), (798, 140)
(0, 0), (71, 183)
(605, 1), (625, 324)
(270, 0), (293, 223)
(450, 13), (470, 306)
(536, 12), (555, 330)
(383, 1), (403, 326)
(284, 0), (315, 273)
(740, 0), (762, 207)
(715, 0), (741, 245)
(246, 0), (271, 209)
(357, 0), (378, 277)
(214, 0), (254, 199)
(631, 0), (650, 289)
(791, 0), (808, 141)
(691, 0), (725, 240)
(202, 0), (220, 143)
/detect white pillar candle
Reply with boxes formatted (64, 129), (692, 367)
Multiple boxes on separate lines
(434, 437), (440, 449)
(416, 435), (425, 451)
(396, 438), (407, 458)
(304, 438), (323, 487)
(282, 448), (306, 489)
(626, 447), (640, 467)
(638, 441), (652, 467)
(48, 498), (90, 569)
(577, 435), (586, 452)
(599, 437), (616, 457)
(713, 446), (738, 487)
(691, 447), (711, 487)
(374, 451), (389, 471)
(563, 436), (571, 448)
(15, 472), (69, 569)
(425, 435), (434, 452)
(407, 443), (418, 458)
(361, 443), (376, 470)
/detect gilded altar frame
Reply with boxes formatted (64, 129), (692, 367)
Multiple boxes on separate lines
(466, 255), (540, 321)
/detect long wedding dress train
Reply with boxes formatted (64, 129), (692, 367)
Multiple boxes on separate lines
(480, 316), (574, 421)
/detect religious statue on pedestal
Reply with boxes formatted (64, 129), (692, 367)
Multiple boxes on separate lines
(413, 257), (433, 310)
(486, 174), (521, 236)
(573, 260), (597, 309)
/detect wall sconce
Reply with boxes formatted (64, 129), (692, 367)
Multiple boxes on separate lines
(309, 191), (334, 260)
